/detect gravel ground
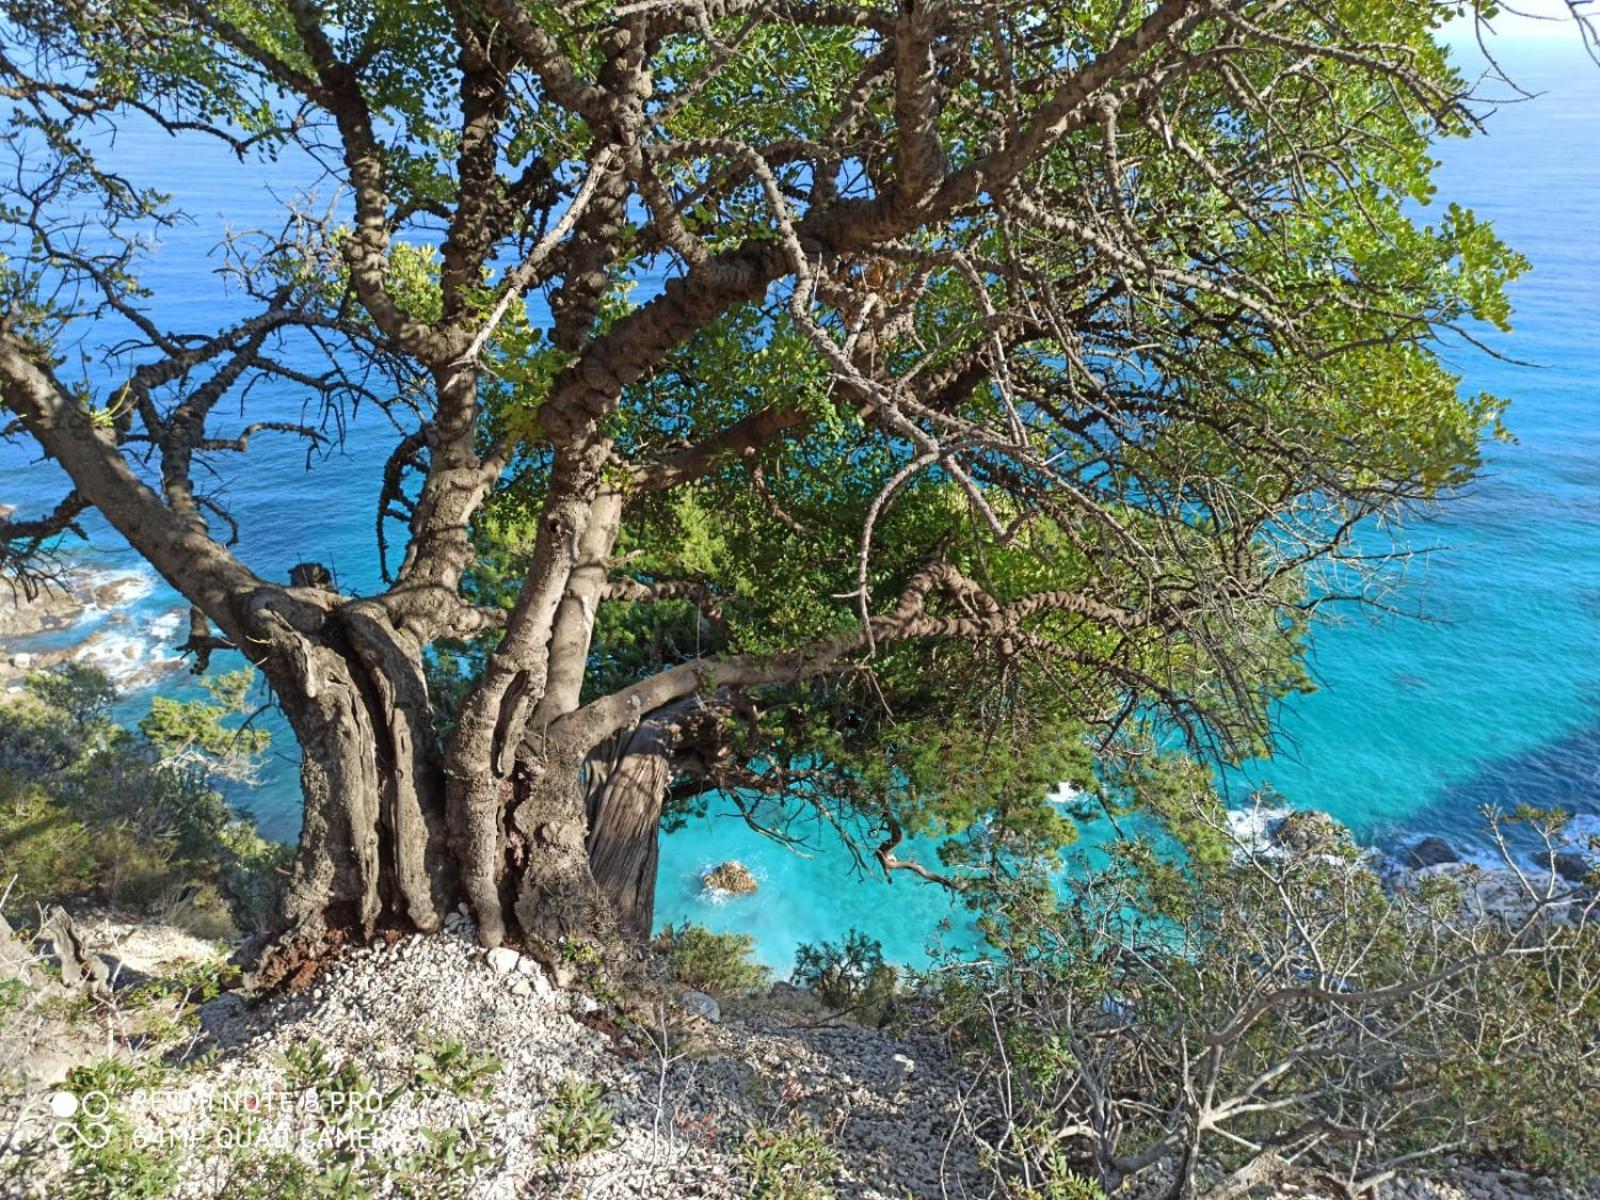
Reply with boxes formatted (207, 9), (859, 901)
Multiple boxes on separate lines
(5, 913), (1593, 1199)
(100, 918), (983, 1199)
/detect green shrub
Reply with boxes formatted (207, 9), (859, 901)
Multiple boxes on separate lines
(388, 1128), (501, 1199)
(739, 1113), (839, 1200)
(56, 1060), (180, 1200)
(0, 664), (282, 932)
(656, 922), (772, 996)
(412, 1031), (501, 1100)
(792, 929), (897, 1021)
(935, 800), (1600, 1196)
(537, 1077), (615, 1167)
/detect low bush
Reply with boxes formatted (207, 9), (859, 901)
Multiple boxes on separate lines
(792, 928), (897, 1023)
(537, 1077), (615, 1167)
(0, 665), (286, 935)
(655, 922), (772, 996)
(935, 796), (1600, 1197)
(739, 1113), (839, 1200)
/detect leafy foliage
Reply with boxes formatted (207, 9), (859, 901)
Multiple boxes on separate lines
(0, 665), (284, 933)
(536, 1077), (615, 1168)
(411, 1031), (502, 1101)
(792, 929), (898, 1023)
(739, 1113), (840, 1200)
(656, 923), (772, 997)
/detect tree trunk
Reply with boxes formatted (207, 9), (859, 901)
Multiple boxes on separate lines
(583, 719), (674, 939)
(239, 578), (690, 986)
(244, 597), (456, 989)
(582, 696), (718, 938)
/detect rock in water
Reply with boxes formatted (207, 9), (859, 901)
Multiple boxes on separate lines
(1406, 836), (1461, 869)
(702, 861), (758, 895)
(1553, 850), (1593, 885)
(1270, 810), (1348, 855)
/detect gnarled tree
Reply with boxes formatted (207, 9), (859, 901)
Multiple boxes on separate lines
(0, 0), (1577, 984)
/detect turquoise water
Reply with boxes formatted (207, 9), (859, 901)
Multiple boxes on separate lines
(3, 37), (1596, 971)
(666, 38), (1600, 965)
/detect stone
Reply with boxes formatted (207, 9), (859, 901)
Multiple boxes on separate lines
(680, 990), (721, 1022)
(486, 946), (521, 974)
(9, 652), (31, 669)
(1406, 836), (1461, 869)
(1270, 810), (1347, 855)
(508, 976), (534, 998)
(1552, 850), (1593, 885)
(198, 993), (247, 1033)
(0, 578), (84, 639)
(702, 860), (758, 895)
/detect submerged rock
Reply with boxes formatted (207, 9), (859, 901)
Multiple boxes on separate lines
(1553, 850), (1594, 885)
(1405, 836), (1460, 869)
(702, 860), (758, 895)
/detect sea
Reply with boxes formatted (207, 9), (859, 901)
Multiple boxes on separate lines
(2, 33), (1596, 971)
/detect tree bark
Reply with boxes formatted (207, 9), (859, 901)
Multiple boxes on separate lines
(583, 717), (675, 939)
(505, 746), (610, 946)
(244, 597), (455, 988)
(581, 696), (721, 938)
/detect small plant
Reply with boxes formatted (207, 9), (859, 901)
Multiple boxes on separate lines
(559, 936), (620, 1006)
(792, 928), (897, 1021)
(126, 957), (237, 1009)
(57, 1060), (180, 1200)
(281, 1038), (339, 1092)
(1015, 1150), (1107, 1200)
(739, 1113), (840, 1200)
(0, 976), (29, 1025)
(656, 922), (772, 996)
(412, 1031), (501, 1100)
(218, 1149), (319, 1199)
(536, 1077), (614, 1167)
(388, 1127), (501, 1199)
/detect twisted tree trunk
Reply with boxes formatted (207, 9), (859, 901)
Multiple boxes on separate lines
(248, 598), (456, 988)
(582, 701), (701, 939)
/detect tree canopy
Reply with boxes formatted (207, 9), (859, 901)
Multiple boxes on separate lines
(0, 0), (1575, 979)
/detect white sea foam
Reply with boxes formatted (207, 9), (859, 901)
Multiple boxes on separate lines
(1225, 801), (1291, 855)
(1561, 812), (1600, 847)
(78, 566), (157, 613)
(1046, 781), (1086, 806)
(71, 605), (185, 685)
(148, 610), (183, 641)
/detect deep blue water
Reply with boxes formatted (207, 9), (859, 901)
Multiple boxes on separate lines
(2, 36), (1596, 970)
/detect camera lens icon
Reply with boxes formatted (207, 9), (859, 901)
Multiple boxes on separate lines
(49, 1089), (112, 1149)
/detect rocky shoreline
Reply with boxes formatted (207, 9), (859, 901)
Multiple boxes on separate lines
(1257, 808), (1599, 924)
(0, 566), (183, 692)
